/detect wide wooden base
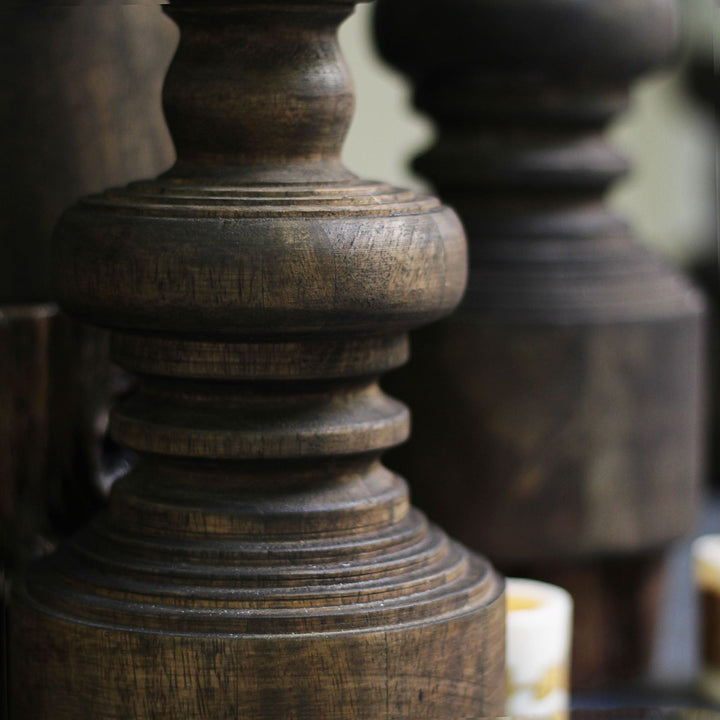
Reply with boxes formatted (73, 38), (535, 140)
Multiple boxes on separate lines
(373, 0), (699, 697)
(10, 484), (505, 719)
(11, 582), (504, 719)
(8, 4), (509, 716)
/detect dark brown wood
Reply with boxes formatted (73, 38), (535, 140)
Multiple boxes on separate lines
(0, 306), (55, 720)
(0, 308), (123, 718)
(701, 587), (720, 670)
(1, 8), (176, 714)
(0, 3), (176, 534)
(0, 4), (176, 546)
(374, 0), (704, 689)
(9, 2), (505, 717)
(0, 306), (56, 596)
(0, 3), (176, 303)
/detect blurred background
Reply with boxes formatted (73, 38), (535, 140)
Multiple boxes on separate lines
(340, 0), (718, 690)
(341, 1), (716, 270)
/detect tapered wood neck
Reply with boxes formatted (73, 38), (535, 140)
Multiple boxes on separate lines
(163, 2), (356, 182)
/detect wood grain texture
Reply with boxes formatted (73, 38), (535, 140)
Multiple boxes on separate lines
(10, 2), (506, 717)
(374, 0), (704, 689)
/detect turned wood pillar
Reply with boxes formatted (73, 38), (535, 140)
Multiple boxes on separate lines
(374, 0), (704, 689)
(9, 2), (505, 717)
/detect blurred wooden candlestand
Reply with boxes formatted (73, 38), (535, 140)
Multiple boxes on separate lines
(374, 0), (705, 689)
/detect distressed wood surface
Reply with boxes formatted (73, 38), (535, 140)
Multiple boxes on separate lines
(374, 0), (704, 689)
(10, 2), (506, 718)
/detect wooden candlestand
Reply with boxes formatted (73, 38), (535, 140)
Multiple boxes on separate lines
(374, 0), (704, 688)
(9, 2), (505, 717)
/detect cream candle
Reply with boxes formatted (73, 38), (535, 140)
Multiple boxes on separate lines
(506, 578), (573, 720)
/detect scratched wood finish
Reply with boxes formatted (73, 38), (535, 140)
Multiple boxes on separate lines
(374, 0), (704, 689)
(9, 2), (505, 717)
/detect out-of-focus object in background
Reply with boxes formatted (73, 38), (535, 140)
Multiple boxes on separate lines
(0, 3), (176, 560)
(693, 535), (720, 704)
(374, 0), (705, 689)
(0, 4), (176, 304)
(0, 4), (176, 717)
(506, 578), (573, 720)
(681, 0), (719, 489)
